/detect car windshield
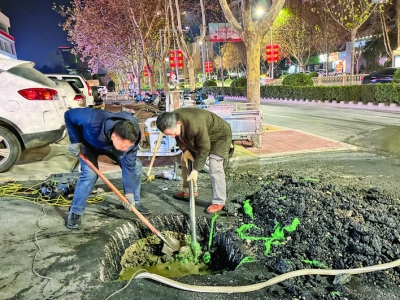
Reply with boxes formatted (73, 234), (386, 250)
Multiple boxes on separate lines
(67, 81), (82, 93)
(381, 69), (396, 75)
(7, 66), (57, 87)
(63, 77), (84, 88)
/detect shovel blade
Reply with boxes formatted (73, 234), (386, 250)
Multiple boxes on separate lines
(161, 237), (181, 256)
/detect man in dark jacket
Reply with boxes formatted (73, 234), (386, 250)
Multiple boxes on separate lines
(156, 108), (232, 214)
(65, 108), (150, 229)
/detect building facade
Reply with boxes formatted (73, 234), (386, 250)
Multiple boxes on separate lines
(0, 11), (16, 59)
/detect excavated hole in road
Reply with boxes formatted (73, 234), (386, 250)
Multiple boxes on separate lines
(100, 174), (400, 298)
(100, 214), (246, 282)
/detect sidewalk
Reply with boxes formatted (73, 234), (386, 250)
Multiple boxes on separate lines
(99, 126), (349, 173)
(1, 127), (349, 182)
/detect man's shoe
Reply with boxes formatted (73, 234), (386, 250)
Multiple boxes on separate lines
(174, 190), (199, 199)
(206, 204), (225, 214)
(66, 212), (81, 230)
(135, 202), (150, 215)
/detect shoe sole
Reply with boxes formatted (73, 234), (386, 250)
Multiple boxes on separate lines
(205, 206), (225, 214)
(66, 223), (80, 230)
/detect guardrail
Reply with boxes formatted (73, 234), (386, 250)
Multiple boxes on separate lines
(270, 74), (365, 86)
(105, 92), (133, 102)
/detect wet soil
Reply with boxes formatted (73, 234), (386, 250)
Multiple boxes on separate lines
(96, 151), (400, 300)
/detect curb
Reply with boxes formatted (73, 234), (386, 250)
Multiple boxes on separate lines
(224, 96), (400, 113)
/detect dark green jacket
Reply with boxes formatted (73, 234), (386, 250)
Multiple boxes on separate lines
(174, 108), (232, 171)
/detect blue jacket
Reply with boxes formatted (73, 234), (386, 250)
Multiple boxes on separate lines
(65, 108), (140, 194)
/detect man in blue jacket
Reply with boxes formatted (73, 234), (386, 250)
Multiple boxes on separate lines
(64, 108), (150, 230)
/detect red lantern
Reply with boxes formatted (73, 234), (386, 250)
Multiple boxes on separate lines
(144, 65), (152, 77)
(204, 62), (213, 73)
(266, 44), (279, 63)
(169, 50), (184, 69)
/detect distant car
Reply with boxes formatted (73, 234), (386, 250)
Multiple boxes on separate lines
(97, 85), (107, 94)
(92, 86), (107, 102)
(0, 58), (67, 172)
(361, 67), (398, 84)
(52, 79), (86, 109)
(316, 69), (337, 76)
(45, 74), (94, 106)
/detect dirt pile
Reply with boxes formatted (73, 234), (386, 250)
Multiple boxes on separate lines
(223, 174), (400, 299)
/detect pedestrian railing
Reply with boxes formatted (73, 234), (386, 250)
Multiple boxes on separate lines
(270, 74), (365, 86)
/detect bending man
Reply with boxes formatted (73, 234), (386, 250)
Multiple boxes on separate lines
(65, 108), (150, 229)
(156, 108), (232, 214)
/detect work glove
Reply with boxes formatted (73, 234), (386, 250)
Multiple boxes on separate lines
(123, 193), (135, 210)
(182, 150), (194, 168)
(68, 143), (82, 156)
(187, 169), (198, 182)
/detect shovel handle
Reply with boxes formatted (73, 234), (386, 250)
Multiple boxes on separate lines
(78, 153), (159, 236)
(147, 131), (163, 177)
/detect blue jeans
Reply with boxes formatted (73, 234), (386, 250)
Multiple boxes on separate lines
(70, 149), (142, 215)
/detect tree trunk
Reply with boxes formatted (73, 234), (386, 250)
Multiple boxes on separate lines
(350, 30), (356, 84)
(162, 61), (169, 92)
(398, 0), (400, 49)
(150, 68), (156, 93)
(219, 45), (224, 88)
(244, 34), (262, 107)
(187, 58), (196, 91)
(136, 60), (141, 93)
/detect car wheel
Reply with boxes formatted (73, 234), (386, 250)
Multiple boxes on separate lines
(0, 127), (22, 172)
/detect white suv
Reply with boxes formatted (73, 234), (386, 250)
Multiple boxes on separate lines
(0, 59), (67, 172)
(45, 74), (94, 106)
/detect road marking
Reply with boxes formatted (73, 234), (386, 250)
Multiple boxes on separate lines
(264, 113), (322, 124)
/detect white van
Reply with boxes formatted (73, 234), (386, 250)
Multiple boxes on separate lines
(45, 74), (94, 106)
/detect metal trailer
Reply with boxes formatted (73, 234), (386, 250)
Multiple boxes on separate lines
(137, 117), (181, 157)
(204, 103), (263, 148)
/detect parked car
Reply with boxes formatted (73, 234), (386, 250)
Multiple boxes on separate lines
(44, 74), (94, 106)
(96, 86), (107, 101)
(0, 58), (67, 172)
(316, 69), (337, 76)
(90, 86), (104, 105)
(361, 67), (398, 84)
(52, 79), (86, 109)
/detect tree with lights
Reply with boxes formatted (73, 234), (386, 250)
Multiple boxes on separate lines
(55, 0), (166, 93)
(218, 0), (286, 106)
(168, 0), (207, 91)
(214, 42), (247, 78)
(325, 0), (382, 82)
(271, 2), (318, 74)
(311, 1), (348, 76)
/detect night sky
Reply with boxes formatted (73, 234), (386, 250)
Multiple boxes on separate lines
(1, 0), (71, 68)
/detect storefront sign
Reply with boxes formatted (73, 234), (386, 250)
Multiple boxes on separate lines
(209, 23), (242, 42)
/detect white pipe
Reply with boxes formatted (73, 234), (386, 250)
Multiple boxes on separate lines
(135, 258), (400, 293)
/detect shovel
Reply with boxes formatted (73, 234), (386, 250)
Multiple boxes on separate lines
(78, 153), (180, 256)
(187, 159), (199, 258)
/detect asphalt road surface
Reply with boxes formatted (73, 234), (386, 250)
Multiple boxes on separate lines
(227, 100), (400, 156)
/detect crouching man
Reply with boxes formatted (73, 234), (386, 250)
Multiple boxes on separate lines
(64, 108), (150, 229)
(156, 108), (232, 214)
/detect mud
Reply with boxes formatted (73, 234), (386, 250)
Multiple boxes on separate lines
(99, 151), (400, 300)
(2, 150), (400, 300)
